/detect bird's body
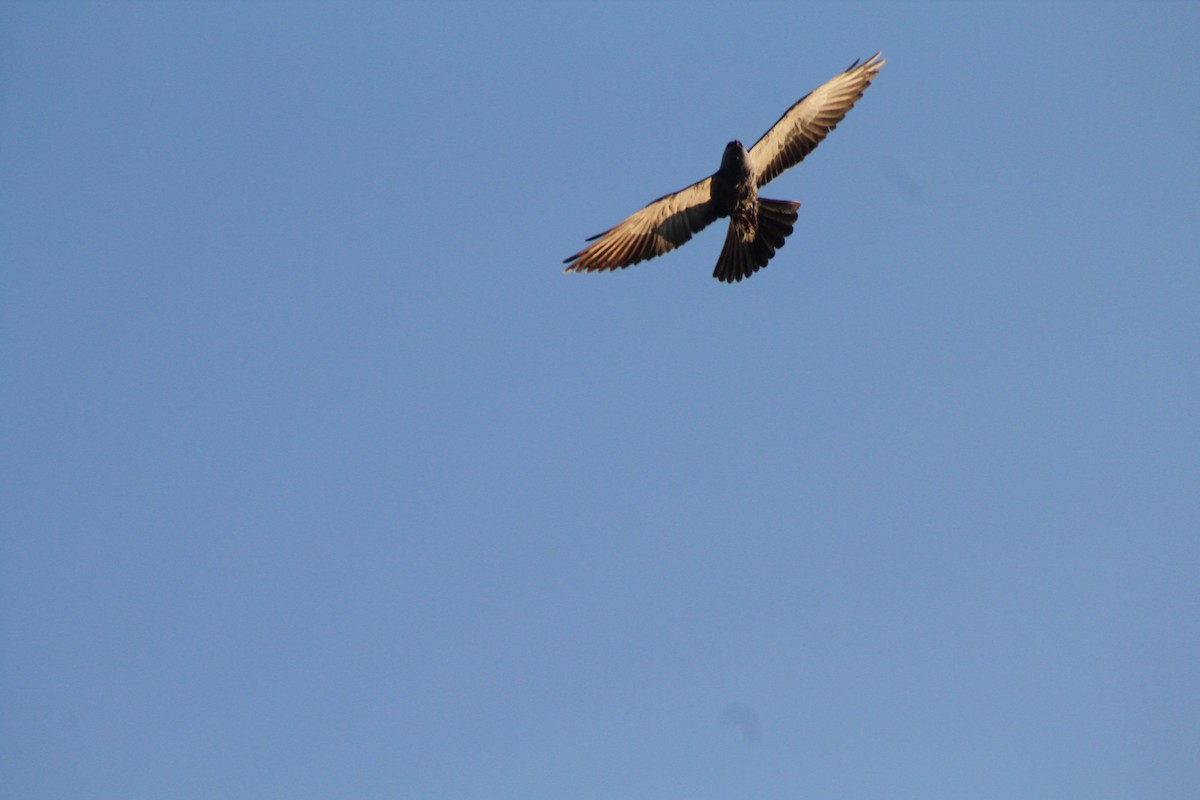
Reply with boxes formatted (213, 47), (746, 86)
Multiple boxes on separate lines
(564, 54), (884, 282)
(722, 142), (759, 244)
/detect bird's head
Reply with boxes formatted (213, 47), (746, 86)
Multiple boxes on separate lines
(720, 140), (752, 178)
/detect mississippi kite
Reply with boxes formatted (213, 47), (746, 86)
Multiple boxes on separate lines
(564, 54), (885, 283)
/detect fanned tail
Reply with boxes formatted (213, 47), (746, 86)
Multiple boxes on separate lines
(712, 198), (801, 283)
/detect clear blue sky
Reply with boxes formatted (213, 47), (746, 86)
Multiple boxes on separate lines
(3, 3), (1198, 798)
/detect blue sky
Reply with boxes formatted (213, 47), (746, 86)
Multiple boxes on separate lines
(3, 2), (1198, 798)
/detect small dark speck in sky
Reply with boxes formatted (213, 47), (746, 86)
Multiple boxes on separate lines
(719, 702), (763, 745)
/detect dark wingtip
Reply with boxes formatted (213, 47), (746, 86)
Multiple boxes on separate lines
(846, 52), (884, 72)
(851, 52), (885, 72)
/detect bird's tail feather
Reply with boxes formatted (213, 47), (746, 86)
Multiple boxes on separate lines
(713, 199), (800, 283)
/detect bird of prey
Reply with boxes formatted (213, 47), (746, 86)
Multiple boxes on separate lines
(563, 53), (884, 283)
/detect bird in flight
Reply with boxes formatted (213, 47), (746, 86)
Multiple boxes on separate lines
(564, 53), (884, 283)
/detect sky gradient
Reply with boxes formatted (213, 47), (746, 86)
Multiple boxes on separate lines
(3, 3), (1198, 798)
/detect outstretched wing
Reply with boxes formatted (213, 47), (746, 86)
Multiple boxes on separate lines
(563, 177), (719, 273)
(749, 53), (885, 187)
